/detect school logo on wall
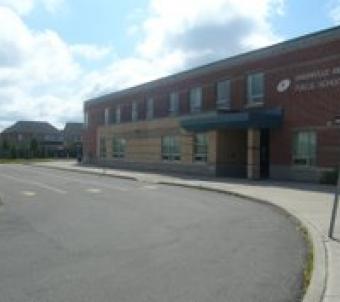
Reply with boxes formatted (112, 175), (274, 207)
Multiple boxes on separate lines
(277, 79), (291, 93)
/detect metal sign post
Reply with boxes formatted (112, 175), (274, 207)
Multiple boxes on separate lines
(329, 169), (340, 239)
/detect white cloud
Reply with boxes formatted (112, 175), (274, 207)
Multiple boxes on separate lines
(0, 0), (285, 131)
(0, 0), (34, 15)
(0, 0), (64, 15)
(136, 0), (283, 67)
(70, 44), (112, 61)
(330, 0), (340, 23)
(41, 0), (64, 13)
(0, 6), (81, 129)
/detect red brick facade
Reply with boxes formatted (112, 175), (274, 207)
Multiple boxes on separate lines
(84, 26), (340, 182)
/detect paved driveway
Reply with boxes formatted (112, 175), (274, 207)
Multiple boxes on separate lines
(0, 164), (307, 302)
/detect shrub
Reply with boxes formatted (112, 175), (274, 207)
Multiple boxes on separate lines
(320, 168), (339, 185)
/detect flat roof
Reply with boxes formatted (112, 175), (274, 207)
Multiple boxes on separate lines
(85, 25), (340, 108)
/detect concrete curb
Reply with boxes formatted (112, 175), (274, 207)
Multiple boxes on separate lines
(31, 163), (327, 302)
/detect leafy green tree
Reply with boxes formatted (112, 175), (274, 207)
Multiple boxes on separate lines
(30, 138), (39, 158)
(2, 139), (9, 151)
(10, 145), (17, 159)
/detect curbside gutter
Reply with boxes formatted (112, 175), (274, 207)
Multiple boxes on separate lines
(31, 163), (327, 302)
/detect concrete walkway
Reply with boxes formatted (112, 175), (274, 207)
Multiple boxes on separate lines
(32, 160), (340, 302)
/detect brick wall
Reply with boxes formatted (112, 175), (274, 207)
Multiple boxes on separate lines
(94, 117), (217, 175)
(84, 31), (340, 177)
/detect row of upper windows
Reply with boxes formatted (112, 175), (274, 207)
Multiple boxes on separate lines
(85, 72), (264, 127)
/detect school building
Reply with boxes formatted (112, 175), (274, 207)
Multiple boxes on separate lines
(83, 26), (340, 182)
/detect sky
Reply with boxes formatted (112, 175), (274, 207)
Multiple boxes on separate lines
(0, 0), (340, 130)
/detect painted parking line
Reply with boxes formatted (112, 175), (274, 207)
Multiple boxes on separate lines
(86, 188), (102, 194)
(16, 166), (129, 192)
(0, 174), (67, 194)
(141, 185), (158, 190)
(21, 191), (36, 197)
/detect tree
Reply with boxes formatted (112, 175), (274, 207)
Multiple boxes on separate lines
(10, 145), (17, 159)
(2, 139), (9, 151)
(30, 138), (39, 158)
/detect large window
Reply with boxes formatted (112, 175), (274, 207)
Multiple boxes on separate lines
(247, 73), (264, 104)
(190, 87), (202, 113)
(194, 133), (208, 162)
(293, 131), (316, 166)
(169, 92), (179, 116)
(99, 137), (106, 158)
(146, 98), (154, 120)
(132, 102), (138, 121)
(216, 80), (231, 109)
(105, 108), (109, 125)
(84, 111), (89, 128)
(161, 136), (181, 161)
(112, 138), (126, 158)
(116, 105), (121, 124)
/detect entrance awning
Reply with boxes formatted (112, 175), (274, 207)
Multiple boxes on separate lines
(180, 107), (283, 132)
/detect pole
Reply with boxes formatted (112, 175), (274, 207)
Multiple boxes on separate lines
(329, 169), (340, 239)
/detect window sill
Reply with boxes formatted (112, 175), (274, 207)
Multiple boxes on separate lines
(193, 160), (208, 165)
(291, 165), (318, 171)
(161, 158), (181, 162)
(189, 110), (202, 115)
(216, 104), (231, 111)
(245, 102), (264, 109)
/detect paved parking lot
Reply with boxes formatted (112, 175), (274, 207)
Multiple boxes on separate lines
(0, 164), (307, 302)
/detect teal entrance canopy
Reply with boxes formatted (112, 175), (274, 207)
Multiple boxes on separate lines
(180, 107), (283, 132)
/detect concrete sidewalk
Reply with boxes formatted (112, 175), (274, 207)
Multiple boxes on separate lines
(32, 160), (340, 302)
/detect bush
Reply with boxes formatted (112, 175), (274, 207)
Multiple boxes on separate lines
(320, 168), (339, 185)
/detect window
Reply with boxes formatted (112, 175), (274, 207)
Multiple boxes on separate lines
(161, 136), (181, 161)
(216, 80), (231, 109)
(84, 111), (89, 128)
(105, 108), (109, 125)
(194, 133), (208, 162)
(112, 138), (126, 158)
(132, 102), (138, 121)
(99, 137), (106, 158)
(190, 87), (202, 113)
(116, 105), (121, 124)
(247, 73), (264, 104)
(169, 92), (179, 115)
(146, 98), (154, 120)
(293, 131), (316, 166)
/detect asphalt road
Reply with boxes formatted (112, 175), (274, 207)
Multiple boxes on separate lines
(0, 164), (307, 302)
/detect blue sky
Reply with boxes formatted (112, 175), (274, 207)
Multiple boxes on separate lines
(0, 0), (339, 130)
(23, 0), (337, 55)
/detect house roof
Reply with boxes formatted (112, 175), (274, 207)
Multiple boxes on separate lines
(85, 25), (340, 108)
(1, 121), (60, 135)
(64, 123), (83, 135)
